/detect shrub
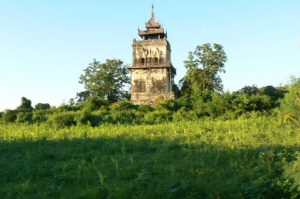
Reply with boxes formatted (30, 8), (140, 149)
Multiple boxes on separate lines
(137, 104), (154, 113)
(230, 94), (272, 115)
(2, 110), (17, 123)
(280, 77), (300, 125)
(110, 101), (137, 111)
(260, 85), (286, 107)
(32, 110), (49, 123)
(176, 96), (193, 110)
(245, 94), (272, 112)
(16, 112), (33, 124)
(76, 111), (101, 127)
(82, 97), (110, 111)
(35, 103), (51, 110)
(57, 104), (81, 112)
(284, 156), (300, 190)
(93, 109), (112, 124)
(110, 110), (138, 124)
(192, 96), (210, 118)
(173, 108), (198, 121)
(276, 155), (300, 198)
(143, 110), (172, 124)
(47, 112), (77, 128)
(205, 92), (230, 118)
(157, 99), (182, 112)
(16, 97), (33, 112)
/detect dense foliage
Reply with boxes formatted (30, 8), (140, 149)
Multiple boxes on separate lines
(0, 116), (299, 198)
(280, 77), (300, 125)
(79, 59), (130, 102)
(0, 83), (288, 127)
(181, 43), (227, 96)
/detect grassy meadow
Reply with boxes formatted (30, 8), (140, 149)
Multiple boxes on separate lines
(1, 115), (299, 198)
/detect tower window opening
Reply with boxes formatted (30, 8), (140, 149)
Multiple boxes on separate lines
(140, 58), (145, 65)
(154, 57), (159, 64)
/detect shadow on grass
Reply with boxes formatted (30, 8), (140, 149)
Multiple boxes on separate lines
(0, 136), (298, 199)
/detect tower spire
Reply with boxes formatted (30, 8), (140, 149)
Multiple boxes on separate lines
(151, 4), (154, 18)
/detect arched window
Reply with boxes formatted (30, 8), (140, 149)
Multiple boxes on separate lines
(154, 57), (159, 65)
(140, 58), (145, 65)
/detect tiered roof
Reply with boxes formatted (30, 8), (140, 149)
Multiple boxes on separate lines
(138, 5), (166, 39)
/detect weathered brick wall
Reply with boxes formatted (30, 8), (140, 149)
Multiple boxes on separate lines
(131, 68), (172, 104)
(130, 39), (174, 104)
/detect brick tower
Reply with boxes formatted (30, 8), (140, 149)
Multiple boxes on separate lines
(128, 5), (176, 104)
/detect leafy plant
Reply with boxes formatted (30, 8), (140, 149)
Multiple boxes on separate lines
(47, 112), (77, 128)
(280, 77), (300, 125)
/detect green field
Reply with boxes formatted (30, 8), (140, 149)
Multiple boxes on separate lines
(1, 116), (299, 198)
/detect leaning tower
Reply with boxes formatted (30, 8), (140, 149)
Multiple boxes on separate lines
(128, 6), (176, 104)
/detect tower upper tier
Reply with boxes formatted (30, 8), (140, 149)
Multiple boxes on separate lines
(138, 5), (167, 40)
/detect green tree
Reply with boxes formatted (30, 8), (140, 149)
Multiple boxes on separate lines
(280, 77), (300, 124)
(75, 91), (91, 103)
(79, 59), (130, 102)
(260, 85), (286, 107)
(237, 85), (259, 95)
(16, 97), (33, 112)
(181, 43), (227, 96)
(35, 103), (51, 110)
(32, 110), (48, 123)
(2, 110), (17, 123)
(16, 112), (33, 124)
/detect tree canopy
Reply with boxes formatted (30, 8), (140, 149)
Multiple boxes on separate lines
(16, 97), (33, 112)
(181, 43), (227, 96)
(79, 59), (130, 103)
(280, 77), (300, 124)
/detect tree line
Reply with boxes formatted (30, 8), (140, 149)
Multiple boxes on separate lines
(1, 43), (299, 127)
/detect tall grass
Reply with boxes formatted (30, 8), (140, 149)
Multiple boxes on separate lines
(0, 116), (299, 198)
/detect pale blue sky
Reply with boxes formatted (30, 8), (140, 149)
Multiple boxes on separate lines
(0, 0), (299, 111)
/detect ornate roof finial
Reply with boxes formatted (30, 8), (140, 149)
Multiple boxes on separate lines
(151, 4), (154, 18)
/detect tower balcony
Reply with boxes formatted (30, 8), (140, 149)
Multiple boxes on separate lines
(133, 37), (167, 44)
(128, 61), (176, 74)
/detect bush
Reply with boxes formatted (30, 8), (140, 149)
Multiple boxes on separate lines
(173, 108), (198, 121)
(76, 111), (101, 127)
(230, 94), (272, 115)
(260, 85), (286, 107)
(177, 96), (193, 110)
(110, 101), (137, 111)
(57, 104), (81, 112)
(143, 110), (172, 124)
(192, 96), (210, 118)
(280, 77), (300, 125)
(16, 112), (33, 124)
(2, 110), (17, 123)
(276, 155), (300, 198)
(47, 112), (77, 128)
(205, 92), (231, 118)
(157, 99), (182, 112)
(32, 110), (49, 123)
(35, 103), (51, 110)
(82, 97), (110, 111)
(137, 104), (154, 113)
(240, 94), (273, 112)
(284, 156), (300, 190)
(110, 110), (138, 124)
(16, 97), (33, 112)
